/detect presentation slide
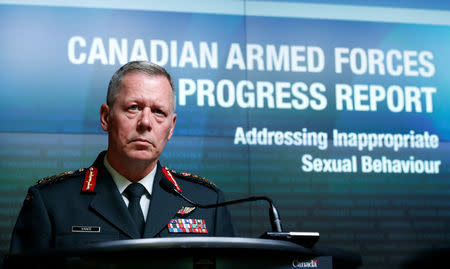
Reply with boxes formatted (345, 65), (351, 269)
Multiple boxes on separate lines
(0, 1), (449, 268)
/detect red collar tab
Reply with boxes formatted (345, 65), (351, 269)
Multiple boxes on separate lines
(162, 167), (182, 193)
(82, 166), (98, 192)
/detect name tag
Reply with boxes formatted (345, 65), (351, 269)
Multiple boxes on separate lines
(72, 226), (101, 233)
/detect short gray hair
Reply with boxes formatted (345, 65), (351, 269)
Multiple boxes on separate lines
(107, 61), (176, 111)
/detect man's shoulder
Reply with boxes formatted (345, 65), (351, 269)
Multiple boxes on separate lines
(34, 168), (87, 189)
(164, 167), (219, 192)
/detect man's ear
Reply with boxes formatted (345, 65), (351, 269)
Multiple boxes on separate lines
(100, 104), (110, 131)
(167, 113), (177, 141)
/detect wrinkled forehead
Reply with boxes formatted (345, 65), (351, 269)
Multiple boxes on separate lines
(118, 72), (175, 108)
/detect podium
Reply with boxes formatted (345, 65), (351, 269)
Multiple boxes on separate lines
(4, 237), (362, 268)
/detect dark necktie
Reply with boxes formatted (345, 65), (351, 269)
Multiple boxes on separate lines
(124, 183), (146, 237)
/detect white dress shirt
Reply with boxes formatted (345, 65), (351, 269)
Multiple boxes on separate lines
(103, 156), (156, 221)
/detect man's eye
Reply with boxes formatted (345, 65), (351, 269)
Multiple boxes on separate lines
(154, 109), (165, 116)
(128, 105), (138, 111)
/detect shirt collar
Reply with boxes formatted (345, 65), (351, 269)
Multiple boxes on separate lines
(103, 155), (156, 196)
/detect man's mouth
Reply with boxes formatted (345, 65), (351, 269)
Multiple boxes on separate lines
(130, 137), (154, 146)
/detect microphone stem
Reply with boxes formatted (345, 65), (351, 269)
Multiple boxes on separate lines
(176, 191), (283, 233)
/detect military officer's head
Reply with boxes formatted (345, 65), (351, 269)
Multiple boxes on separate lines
(100, 61), (177, 181)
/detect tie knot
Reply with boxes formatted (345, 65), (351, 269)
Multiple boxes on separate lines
(124, 183), (146, 200)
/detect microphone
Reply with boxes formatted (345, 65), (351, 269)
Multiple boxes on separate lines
(160, 178), (320, 248)
(159, 179), (320, 248)
(160, 178), (283, 232)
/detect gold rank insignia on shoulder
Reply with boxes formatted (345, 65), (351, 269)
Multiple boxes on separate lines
(176, 206), (196, 217)
(36, 168), (85, 185)
(81, 166), (97, 192)
(168, 168), (217, 190)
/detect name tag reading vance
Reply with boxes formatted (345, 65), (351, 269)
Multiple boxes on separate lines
(72, 226), (101, 233)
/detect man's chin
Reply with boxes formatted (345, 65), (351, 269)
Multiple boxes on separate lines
(126, 150), (158, 162)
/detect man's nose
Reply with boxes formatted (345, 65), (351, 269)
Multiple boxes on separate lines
(138, 107), (152, 131)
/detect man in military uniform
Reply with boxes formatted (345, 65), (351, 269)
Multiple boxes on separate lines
(9, 61), (236, 253)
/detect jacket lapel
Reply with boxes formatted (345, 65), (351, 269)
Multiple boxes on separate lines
(143, 163), (184, 237)
(88, 160), (140, 239)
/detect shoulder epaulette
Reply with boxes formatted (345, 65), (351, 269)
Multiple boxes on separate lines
(167, 168), (218, 191)
(81, 166), (98, 192)
(35, 168), (86, 186)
